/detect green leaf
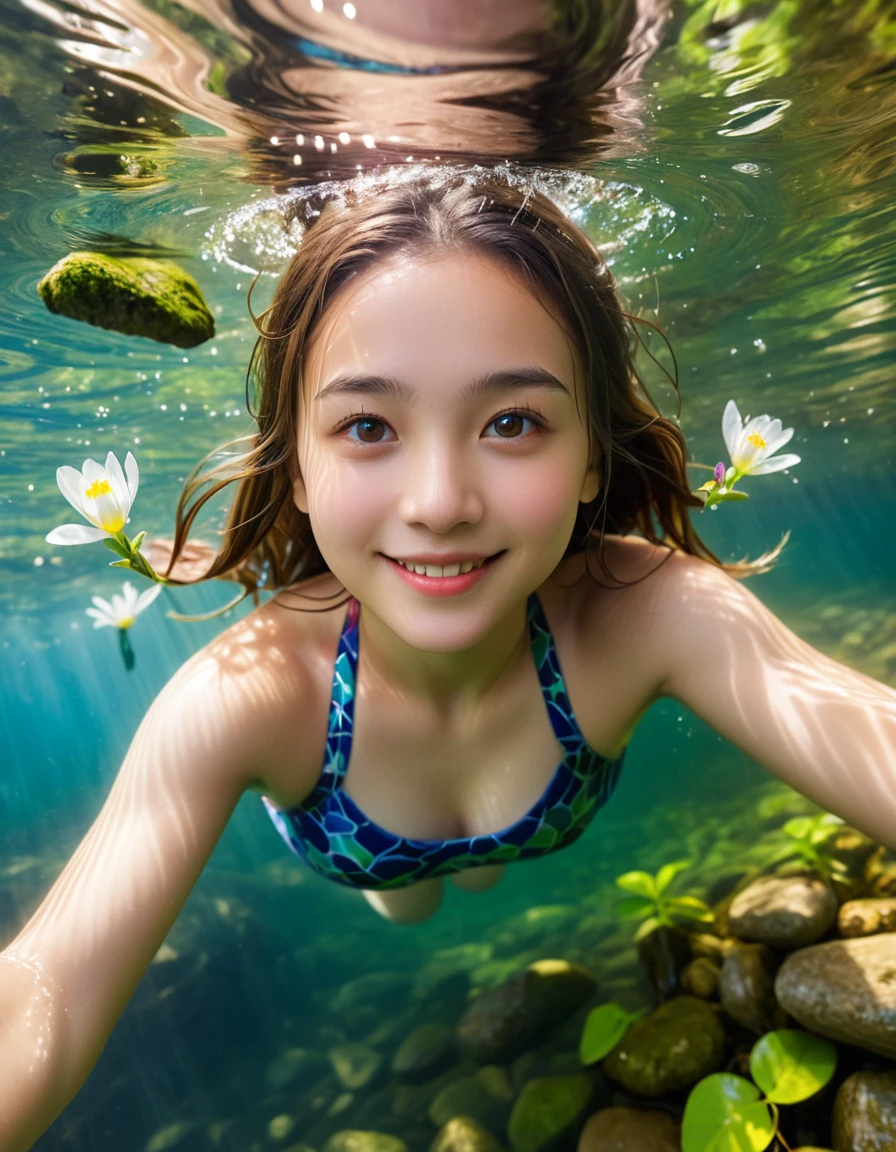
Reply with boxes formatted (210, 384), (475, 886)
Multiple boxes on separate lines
(130, 530), (147, 552)
(682, 1073), (776, 1152)
(655, 860), (692, 895)
(713, 489), (750, 503)
(784, 816), (813, 840)
(633, 915), (661, 943)
(615, 871), (657, 899)
(617, 895), (656, 920)
(749, 1030), (837, 1104)
(579, 1002), (633, 1065)
(667, 895), (714, 918)
(672, 893), (714, 912)
(103, 537), (130, 559)
(109, 559), (133, 569)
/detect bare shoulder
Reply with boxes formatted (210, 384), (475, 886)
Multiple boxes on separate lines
(171, 573), (345, 803)
(547, 536), (743, 705)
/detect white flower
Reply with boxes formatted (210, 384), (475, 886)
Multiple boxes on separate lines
(46, 451), (139, 545)
(85, 581), (162, 630)
(722, 400), (801, 476)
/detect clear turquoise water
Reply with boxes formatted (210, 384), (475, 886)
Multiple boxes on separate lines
(1, 1), (894, 1146)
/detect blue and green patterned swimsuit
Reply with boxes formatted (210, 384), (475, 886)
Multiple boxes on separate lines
(262, 593), (625, 890)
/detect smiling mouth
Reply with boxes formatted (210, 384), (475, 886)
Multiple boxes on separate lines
(384, 552), (503, 578)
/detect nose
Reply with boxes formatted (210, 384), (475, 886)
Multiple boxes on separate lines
(396, 438), (484, 532)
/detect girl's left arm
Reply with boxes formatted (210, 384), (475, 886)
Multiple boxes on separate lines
(653, 555), (896, 849)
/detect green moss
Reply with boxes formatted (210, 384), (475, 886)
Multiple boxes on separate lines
(37, 252), (214, 348)
(507, 1074), (594, 1152)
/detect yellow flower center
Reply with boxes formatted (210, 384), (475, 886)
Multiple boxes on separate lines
(747, 433), (767, 450)
(85, 478), (113, 500)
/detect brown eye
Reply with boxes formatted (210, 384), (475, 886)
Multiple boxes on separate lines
(492, 413), (525, 438)
(349, 417), (387, 443)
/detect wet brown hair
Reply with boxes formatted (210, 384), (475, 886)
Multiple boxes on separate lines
(167, 171), (770, 603)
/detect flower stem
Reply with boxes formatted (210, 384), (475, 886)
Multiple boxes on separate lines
(118, 627), (135, 671)
(113, 532), (168, 584)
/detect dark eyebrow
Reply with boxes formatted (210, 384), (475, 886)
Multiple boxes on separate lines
(314, 374), (415, 403)
(461, 367), (571, 400)
(314, 366), (570, 403)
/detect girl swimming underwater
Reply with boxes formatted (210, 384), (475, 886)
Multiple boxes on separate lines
(2, 173), (895, 1147)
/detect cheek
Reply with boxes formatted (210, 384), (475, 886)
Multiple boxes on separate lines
(302, 453), (391, 545)
(492, 453), (585, 539)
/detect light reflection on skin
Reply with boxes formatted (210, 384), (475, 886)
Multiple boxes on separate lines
(293, 250), (598, 695)
(646, 553), (896, 850)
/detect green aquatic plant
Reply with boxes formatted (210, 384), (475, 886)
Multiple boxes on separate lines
(682, 1029), (837, 1152)
(695, 400), (800, 510)
(577, 1001), (646, 1066)
(615, 860), (714, 942)
(773, 813), (847, 879)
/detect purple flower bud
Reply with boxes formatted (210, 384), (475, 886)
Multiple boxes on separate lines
(714, 461), (726, 483)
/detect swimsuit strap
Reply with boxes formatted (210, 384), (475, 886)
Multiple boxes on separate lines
(320, 597), (361, 794)
(320, 592), (589, 794)
(525, 593), (590, 761)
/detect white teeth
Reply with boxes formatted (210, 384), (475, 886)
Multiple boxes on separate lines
(396, 557), (488, 577)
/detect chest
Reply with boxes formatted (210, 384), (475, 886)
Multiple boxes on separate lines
(331, 618), (640, 843)
(263, 584), (649, 842)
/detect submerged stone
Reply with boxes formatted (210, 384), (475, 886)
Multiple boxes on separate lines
(322, 1133), (409, 1152)
(602, 996), (726, 1098)
(681, 957), (721, 999)
(838, 898), (896, 938)
(37, 251), (214, 348)
(775, 935), (896, 1058)
(727, 875), (838, 949)
(507, 1074), (595, 1152)
(719, 943), (784, 1034)
(392, 1022), (456, 1083)
(430, 1116), (506, 1152)
(577, 1106), (680, 1151)
(429, 1073), (511, 1132)
(328, 1042), (385, 1090)
(457, 959), (598, 1063)
(832, 1070), (896, 1151)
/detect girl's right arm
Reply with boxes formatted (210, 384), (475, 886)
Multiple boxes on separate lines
(0, 649), (276, 1152)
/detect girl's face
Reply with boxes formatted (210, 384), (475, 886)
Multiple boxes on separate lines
(295, 249), (598, 653)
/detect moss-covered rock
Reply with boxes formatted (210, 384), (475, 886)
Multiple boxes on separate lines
(507, 1074), (596, 1152)
(838, 898), (896, 938)
(328, 1042), (385, 1090)
(603, 996), (726, 1098)
(322, 1132), (408, 1152)
(37, 251), (214, 347)
(428, 1073), (512, 1132)
(681, 957), (721, 999)
(430, 1116), (506, 1152)
(392, 1022), (456, 1083)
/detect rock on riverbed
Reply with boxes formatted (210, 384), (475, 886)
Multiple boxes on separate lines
(775, 935), (896, 1058)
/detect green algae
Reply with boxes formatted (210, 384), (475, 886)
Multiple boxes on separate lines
(37, 252), (215, 348)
